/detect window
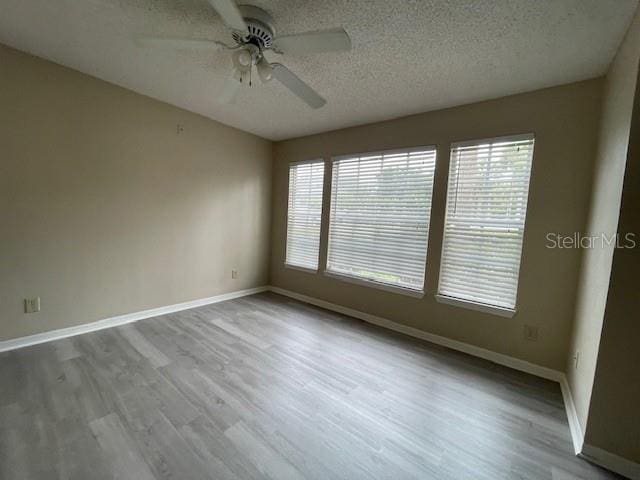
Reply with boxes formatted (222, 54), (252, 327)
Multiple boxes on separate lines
(285, 160), (325, 270)
(438, 134), (535, 315)
(326, 147), (437, 293)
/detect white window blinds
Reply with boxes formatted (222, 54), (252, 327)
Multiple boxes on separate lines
(438, 134), (535, 311)
(286, 160), (325, 270)
(327, 148), (437, 291)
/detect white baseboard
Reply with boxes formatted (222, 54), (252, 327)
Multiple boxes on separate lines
(580, 444), (640, 480)
(559, 376), (585, 455)
(0, 286), (269, 353)
(268, 286), (563, 382)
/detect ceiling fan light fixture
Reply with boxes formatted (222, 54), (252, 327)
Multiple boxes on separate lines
(232, 48), (252, 72)
(238, 49), (252, 66)
(257, 58), (273, 83)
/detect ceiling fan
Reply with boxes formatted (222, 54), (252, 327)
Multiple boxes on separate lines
(136, 0), (352, 108)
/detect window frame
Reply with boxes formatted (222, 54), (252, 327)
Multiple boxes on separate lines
(436, 133), (535, 317)
(284, 158), (326, 272)
(324, 145), (438, 295)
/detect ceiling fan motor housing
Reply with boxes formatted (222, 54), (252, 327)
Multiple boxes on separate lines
(232, 5), (276, 49)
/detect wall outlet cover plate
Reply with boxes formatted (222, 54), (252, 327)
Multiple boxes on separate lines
(24, 297), (41, 314)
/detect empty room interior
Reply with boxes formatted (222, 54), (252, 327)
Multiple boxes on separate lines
(1, 0), (640, 479)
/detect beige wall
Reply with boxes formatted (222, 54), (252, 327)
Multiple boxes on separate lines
(584, 79), (640, 462)
(566, 9), (640, 435)
(0, 44), (272, 341)
(271, 79), (603, 371)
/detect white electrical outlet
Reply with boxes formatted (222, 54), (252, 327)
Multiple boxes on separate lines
(24, 297), (40, 314)
(232, 269), (238, 279)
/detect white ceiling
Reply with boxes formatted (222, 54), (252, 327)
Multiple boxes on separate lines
(0, 0), (637, 140)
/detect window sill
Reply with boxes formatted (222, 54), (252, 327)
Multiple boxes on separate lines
(284, 263), (318, 274)
(435, 294), (516, 318)
(324, 270), (425, 298)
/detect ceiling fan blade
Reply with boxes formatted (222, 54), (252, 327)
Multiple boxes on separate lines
(206, 0), (248, 32)
(217, 70), (242, 104)
(271, 63), (326, 109)
(273, 28), (351, 55)
(135, 36), (224, 50)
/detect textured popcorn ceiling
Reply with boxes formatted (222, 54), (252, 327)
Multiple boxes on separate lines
(0, 0), (637, 140)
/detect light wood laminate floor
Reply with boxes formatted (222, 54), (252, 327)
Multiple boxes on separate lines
(0, 292), (620, 479)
